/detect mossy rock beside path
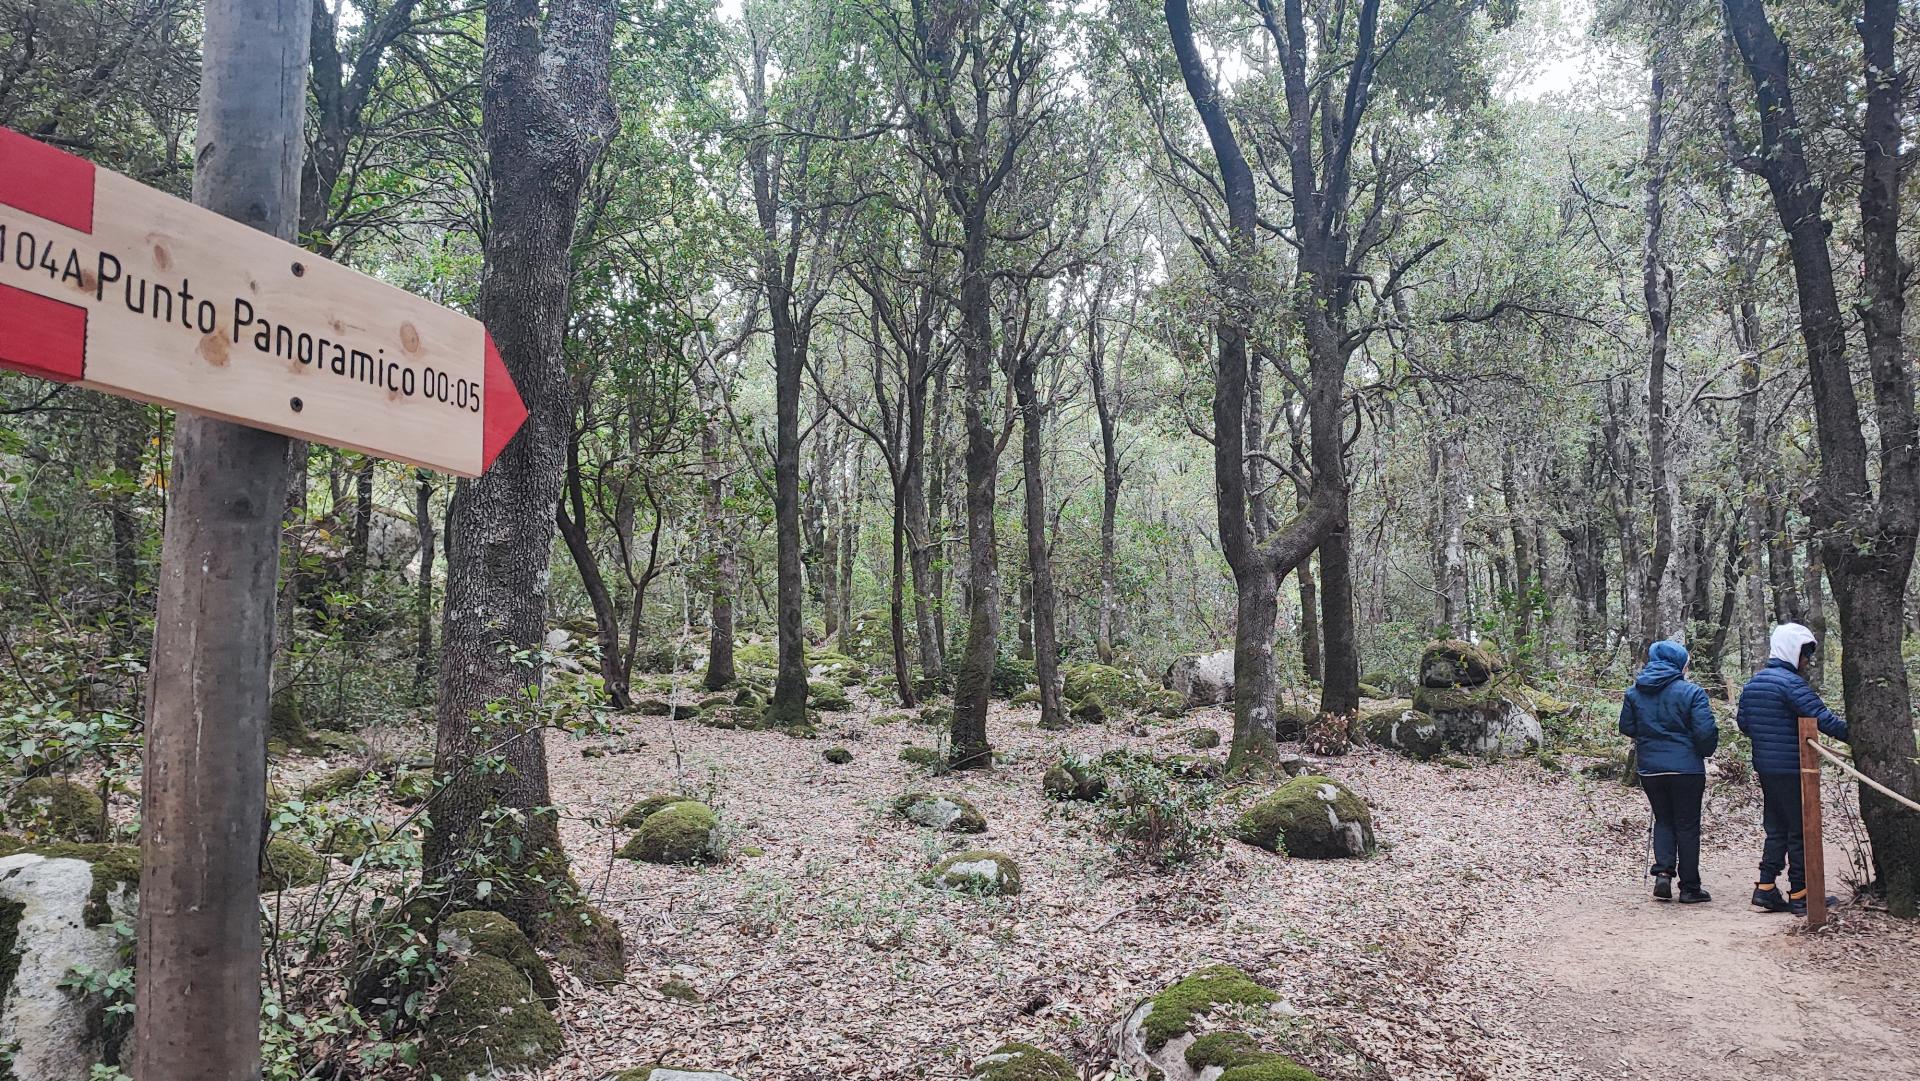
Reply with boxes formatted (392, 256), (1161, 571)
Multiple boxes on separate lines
(299, 765), (368, 802)
(1139, 965), (1280, 1051)
(926, 849), (1021, 895)
(619, 801), (720, 864)
(1042, 759), (1106, 801)
(894, 792), (986, 832)
(619, 793), (690, 829)
(1185, 1032), (1324, 1081)
(971, 1041), (1074, 1080)
(1418, 639), (1502, 688)
(419, 955), (563, 1081)
(613, 1068), (744, 1081)
(1235, 775), (1374, 859)
(5, 777), (105, 842)
(0, 837), (140, 926)
(1061, 663), (1148, 709)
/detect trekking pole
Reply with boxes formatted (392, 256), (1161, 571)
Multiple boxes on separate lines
(1797, 715), (1828, 929)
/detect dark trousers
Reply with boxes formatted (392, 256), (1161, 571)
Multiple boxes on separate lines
(1642, 773), (1706, 890)
(1758, 771), (1806, 893)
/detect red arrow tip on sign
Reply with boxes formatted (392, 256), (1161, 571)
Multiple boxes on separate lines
(480, 331), (528, 473)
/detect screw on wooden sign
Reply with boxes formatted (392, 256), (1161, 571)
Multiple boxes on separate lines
(0, 126), (526, 477)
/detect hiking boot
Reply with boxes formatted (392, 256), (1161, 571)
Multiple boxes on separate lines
(1652, 873), (1672, 901)
(1788, 889), (1838, 917)
(1678, 886), (1712, 904)
(1752, 883), (1791, 912)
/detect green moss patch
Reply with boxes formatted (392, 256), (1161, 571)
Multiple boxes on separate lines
(1186, 1031), (1323, 1081)
(619, 793), (689, 829)
(822, 746), (854, 764)
(6, 777), (106, 842)
(0, 839), (140, 926)
(298, 765), (368, 802)
(971, 1041), (1073, 1080)
(1140, 965), (1279, 1050)
(900, 746), (945, 768)
(1234, 775), (1375, 859)
(1042, 759), (1106, 801)
(419, 955), (563, 1080)
(440, 909), (557, 1008)
(262, 838), (328, 891)
(1061, 663), (1148, 708)
(619, 801), (719, 865)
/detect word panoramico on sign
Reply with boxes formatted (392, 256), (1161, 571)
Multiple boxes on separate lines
(0, 127), (525, 477)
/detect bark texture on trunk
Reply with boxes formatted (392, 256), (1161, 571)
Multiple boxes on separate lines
(426, 0), (622, 960)
(136, 2), (307, 1075)
(1015, 356), (1064, 730)
(1724, 0), (1920, 916)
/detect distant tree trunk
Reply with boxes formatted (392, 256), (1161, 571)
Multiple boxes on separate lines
(1725, 0), (1920, 916)
(1503, 444), (1537, 669)
(904, 377), (943, 687)
(349, 456), (374, 592)
(426, 0), (622, 964)
(106, 399), (146, 633)
(1015, 356), (1064, 730)
(1432, 401), (1470, 636)
(837, 447), (858, 657)
(1637, 52), (1676, 658)
(701, 403), (736, 690)
(926, 373), (950, 664)
(1088, 311), (1122, 664)
(413, 468), (435, 694)
(1297, 550), (1323, 682)
(950, 237), (1000, 767)
(1318, 527), (1360, 717)
(556, 430), (629, 707)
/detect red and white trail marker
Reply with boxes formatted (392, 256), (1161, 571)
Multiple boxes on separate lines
(0, 126), (526, 477)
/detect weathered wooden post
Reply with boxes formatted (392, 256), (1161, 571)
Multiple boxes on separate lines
(1797, 714), (1828, 929)
(135, 2), (309, 1077)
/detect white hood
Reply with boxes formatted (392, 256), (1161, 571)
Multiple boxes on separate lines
(1769, 623), (1817, 666)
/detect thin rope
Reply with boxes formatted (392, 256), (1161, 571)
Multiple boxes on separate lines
(1808, 738), (1920, 814)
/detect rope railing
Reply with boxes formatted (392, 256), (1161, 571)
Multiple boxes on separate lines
(1806, 737), (1920, 815)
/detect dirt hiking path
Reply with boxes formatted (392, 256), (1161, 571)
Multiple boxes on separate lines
(1502, 841), (1920, 1080)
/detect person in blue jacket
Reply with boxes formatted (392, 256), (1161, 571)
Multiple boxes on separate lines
(1736, 623), (1850, 915)
(1619, 639), (1719, 903)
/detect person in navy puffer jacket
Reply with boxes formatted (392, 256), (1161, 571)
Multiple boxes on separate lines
(1619, 639), (1719, 902)
(1736, 623), (1849, 915)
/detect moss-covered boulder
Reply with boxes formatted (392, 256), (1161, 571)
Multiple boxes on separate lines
(1184, 727), (1222, 750)
(419, 954), (563, 1080)
(1070, 695), (1108, 724)
(618, 801), (719, 865)
(1360, 707), (1448, 761)
(6, 777), (105, 842)
(844, 609), (894, 664)
(1185, 1032), (1324, 1081)
(1360, 670), (1402, 696)
(916, 703), (954, 727)
(1273, 702), (1314, 742)
(1062, 663), (1148, 709)
(1010, 688), (1042, 707)
(635, 698), (677, 717)
(822, 746), (854, 764)
(1111, 965), (1286, 1078)
(1357, 682), (1386, 700)
(1235, 775), (1374, 859)
(894, 792), (986, 832)
(926, 849), (1021, 895)
(1146, 689), (1189, 718)
(808, 679), (852, 712)
(807, 651), (867, 685)
(1042, 758), (1107, 801)
(1418, 639), (1502, 688)
(0, 839), (139, 927)
(0, 847), (141, 1077)
(1164, 649), (1234, 708)
(261, 838), (328, 890)
(732, 683), (765, 709)
(971, 1041), (1074, 1080)
(1162, 754), (1224, 781)
(1408, 683), (1543, 758)
(298, 765), (368, 802)
(618, 794), (687, 829)
(439, 909), (558, 1008)
(613, 1068), (744, 1081)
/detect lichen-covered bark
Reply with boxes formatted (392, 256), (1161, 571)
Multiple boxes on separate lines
(426, 0), (619, 942)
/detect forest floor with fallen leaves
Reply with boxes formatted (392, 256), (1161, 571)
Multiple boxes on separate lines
(509, 685), (1919, 1081)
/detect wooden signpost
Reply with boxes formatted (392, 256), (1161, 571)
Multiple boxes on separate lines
(0, 126), (526, 477)
(1797, 715), (1829, 929)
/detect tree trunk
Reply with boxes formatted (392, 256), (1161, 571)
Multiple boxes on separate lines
(1433, 405), (1470, 636)
(1297, 550), (1323, 683)
(702, 409), (737, 690)
(556, 431), (629, 707)
(1725, 0), (1920, 916)
(1016, 358), (1064, 730)
(425, 0), (622, 966)
(1317, 521), (1360, 718)
(136, 1), (305, 1074)
(950, 234), (999, 769)
(1638, 54), (1675, 659)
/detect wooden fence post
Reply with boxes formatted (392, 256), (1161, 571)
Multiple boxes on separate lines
(1797, 714), (1828, 929)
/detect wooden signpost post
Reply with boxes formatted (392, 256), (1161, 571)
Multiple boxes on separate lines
(1, 5), (523, 1074)
(0, 127), (526, 476)
(1797, 715), (1829, 929)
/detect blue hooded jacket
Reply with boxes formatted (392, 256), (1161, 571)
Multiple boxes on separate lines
(1737, 659), (1848, 776)
(1618, 640), (1719, 775)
